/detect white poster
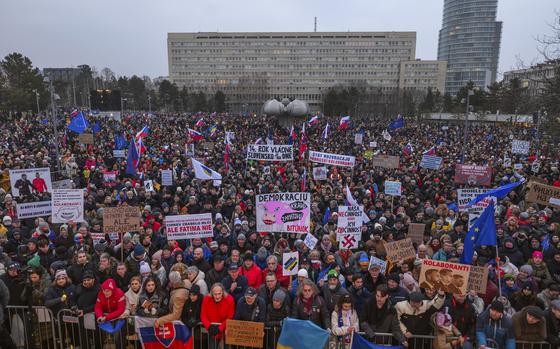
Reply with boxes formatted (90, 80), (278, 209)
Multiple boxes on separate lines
(532, 161), (540, 173)
(384, 181), (402, 196)
(164, 213), (213, 240)
(419, 155), (443, 170)
(369, 141), (377, 148)
(457, 188), (497, 228)
(312, 166), (328, 181)
(368, 256), (387, 274)
(503, 157), (512, 168)
(246, 144), (293, 161)
(185, 143), (195, 157)
(52, 189), (84, 223)
(113, 149), (126, 158)
(282, 252), (299, 276)
(9, 167), (52, 197)
(52, 179), (73, 190)
(354, 133), (363, 145)
(161, 170), (173, 186)
(336, 206), (363, 250)
(256, 192), (310, 234)
(511, 139), (530, 155)
(144, 180), (155, 192)
(309, 150), (356, 167)
(303, 233), (318, 250)
(16, 201), (52, 219)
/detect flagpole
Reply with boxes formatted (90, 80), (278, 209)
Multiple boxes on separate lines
(495, 245), (502, 297)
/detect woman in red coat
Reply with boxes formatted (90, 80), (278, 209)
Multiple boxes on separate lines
(94, 278), (126, 323)
(201, 283), (235, 347)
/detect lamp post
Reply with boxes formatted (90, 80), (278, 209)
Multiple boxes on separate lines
(32, 89), (40, 115)
(121, 97), (127, 116)
(44, 77), (61, 172)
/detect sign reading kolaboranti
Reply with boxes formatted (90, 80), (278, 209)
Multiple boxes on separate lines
(418, 259), (471, 295)
(52, 189), (84, 223)
(246, 144), (293, 161)
(165, 213), (213, 240)
(256, 192), (310, 233)
(309, 150), (356, 167)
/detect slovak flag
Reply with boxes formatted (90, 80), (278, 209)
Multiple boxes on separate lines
(136, 137), (146, 155)
(423, 146), (436, 156)
(195, 118), (205, 128)
(135, 317), (193, 349)
(188, 128), (204, 141)
(338, 116), (351, 130)
(69, 109), (79, 118)
(288, 126), (296, 145)
(255, 138), (264, 145)
(403, 142), (414, 156)
(307, 115), (320, 126)
(135, 125), (150, 140)
(322, 123), (330, 140)
(301, 168), (307, 191)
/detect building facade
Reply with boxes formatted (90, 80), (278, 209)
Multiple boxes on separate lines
(437, 0), (502, 95)
(503, 60), (559, 99)
(168, 32), (446, 112)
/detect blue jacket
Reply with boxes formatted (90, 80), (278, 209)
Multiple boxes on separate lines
(475, 308), (515, 349)
(221, 275), (248, 303)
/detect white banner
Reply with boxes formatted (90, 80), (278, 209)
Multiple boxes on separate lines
(16, 201), (52, 219)
(164, 213), (213, 240)
(256, 192), (310, 234)
(384, 181), (402, 196)
(312, 166), (328, 181)
(52, 189), (84, 223)
(511, 139), (530, 155)
(246, 144), (293, 161)
(309, 150), (356, 167)
(457, 188), (497, 228)
(161, 170), (173, 186)
(9, 167), (52, 197)
(419, 155), (443, 170)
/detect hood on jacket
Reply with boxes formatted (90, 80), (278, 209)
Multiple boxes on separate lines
(101, 278), (117, 292)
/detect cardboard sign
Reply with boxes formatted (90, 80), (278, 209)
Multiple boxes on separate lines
(225, 320), (265, 348)
(312, 166), (328, 180)
(408, 223), (426, 245)
(164, 213), (213, 240)
(467, 265), (489, 294)
(454, 164), (492, 186)
(303, 233), (318, 250)
(511, 139), (530, 155)
(309, 150), (356, 168)
(161, 169), (173, 186)
(102, 206), (141, 234)
(383, 238), (416, 263)
(246, 144), (293, 161)
(368, 256), (387, 274)
(256, 192), (310, 234)
(420, 155), (443, 170)
(526, 181), (560, 208)
(52, 189), (84, 223)
(9, 167), (53, 197)
(16, 201), (52, 219)
(418, 259), (471, 294)
(371, 155), (399, 169)
(78, 133), (94, 144)
(384, 181), (402, 196)
(282, 252), (299, 276)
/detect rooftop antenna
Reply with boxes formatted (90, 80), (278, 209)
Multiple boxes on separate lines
(314, 17), (317, 32)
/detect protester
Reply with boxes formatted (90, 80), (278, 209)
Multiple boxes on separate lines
(201, 283), (235, 348)
(475, 301), (516, 349)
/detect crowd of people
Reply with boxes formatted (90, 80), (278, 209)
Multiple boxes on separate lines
(0, 110), (559, 349)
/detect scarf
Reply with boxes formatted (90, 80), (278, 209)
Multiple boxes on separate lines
(299, 295), (314, 315)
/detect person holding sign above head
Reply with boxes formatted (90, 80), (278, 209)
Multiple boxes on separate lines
(395, 289), (446, 345)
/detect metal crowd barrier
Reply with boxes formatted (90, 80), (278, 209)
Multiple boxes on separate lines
(2, 306), (556, 349)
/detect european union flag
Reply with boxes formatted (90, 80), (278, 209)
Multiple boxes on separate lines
(125, 139), (139, 175)
(388, 115), (404, 130)
(277, 318), (329, 349)
(351, 333), (403, 349)
(115, 133), (126, 150)
(323, 207), (331, 225)
(460, 203), (497, 264)
(67, 112), (89, 134)
(465, 180), (524, 207)
(92, 121), (101, 134)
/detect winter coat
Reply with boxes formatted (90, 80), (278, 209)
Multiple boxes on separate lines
(240, 264), (263, 289)
(200, 293), (235, 339)
(257, 283), (287, 307)
(500, 245), (525, 266)
(221, 275), (248, 303)
(537, 289), (558, 309)
(510, 291), (545, 311)
(67, 262), (95, 286)
(205, 268), (227, 290)
(347, 285), (371, 321)
(123, 288), (141, 317)
(74, 283), (100, 313)
(262, 265), (290, 288)
(157, 287), (188, 325)
(330, 308), (360, 349)
(190, 270), (208, 296)
(545, 308), (560, 347)
(361, 299), (406, 345)
(125, 253), (149, 276)
(321, 283), (349, 314)
(432, 317), (462, 349)
(266, 302), (290, 328)
(181, 297), (202, 328)
(291, 295), (330, 329)
(395, 293), (445, 335)
(1, 274), (26, 305)
(447, 298), (477, 340)
(0, 278), (9, 324)
(387, 285), (408, 305)
(512, 307), (547, 342)
(44, 281), (76, 315)
(475, 308), (516, 349)
(234, 296), (266, 323)
(94, 278), (126, 321)
(21, 273), (50, 306)
(138, 289), (169, 318)
(528, 260), (553, 288)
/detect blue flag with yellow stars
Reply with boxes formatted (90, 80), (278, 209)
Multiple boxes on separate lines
(460, 202), (497, 264)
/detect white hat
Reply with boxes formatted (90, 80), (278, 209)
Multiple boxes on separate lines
(297, 269), (308, 278)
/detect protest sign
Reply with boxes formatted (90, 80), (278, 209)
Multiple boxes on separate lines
(303, 233), (318, 250)
(78, 133), (94, 144)
(185, 143), (195, 157)
(531, 161), (540, 174)
(52, 189), (84, 223)
(282, 252), (299, 276)
(511, 139), (530, 155)
(371, 155), (399, 169)
(513, 163), (523, 170)
(9, 167), (52, 197)
(457, 188), (497, 228)
(384, 181), (402, 196)
(383, 238), (415, 263)
(113, 149), (126, 158)
(256, 192), (310, 234)
(418, 259), (471, 294)
(164, 213), (213, 240)
(312, 166), (328, 181)
(369, 141), (377, 148)
(420, 155), (443, 170)
(161, 169), (173, 186)
(16, 201), (52, 219)
(262, 166), (271, 175)
(309, 150), (356, 167)
(103, 171), (118, 187)
(339, 233), (360, 249)
(354, 133), (363, 145)
(408, 223), (426, 245)
(336, 206), (363, 249)
(52, 179), (72, 190)
(526, 181), (560, 208)
(246, 144), (293, 161)
(467, 265), (489, 294)
(103, 206), (141, 234)
(454, 164), (492, 186)
(368, 256), (387, 274)
(225, 320), (265, 348)
(503, 157), (512, 168)
(144, 180), (155, 192)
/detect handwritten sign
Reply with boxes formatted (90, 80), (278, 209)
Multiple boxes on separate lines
(408, 223), (425, 245)
(78, 133), (94, 144)
(526, 181), (560, 208)
(467, 265), (489, 294)
(225, 320), (264, 348)
(383, 238), (415, 263)
(103, 206), (141, 234)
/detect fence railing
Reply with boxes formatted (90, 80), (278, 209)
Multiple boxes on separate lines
(3, 305), (555, 349)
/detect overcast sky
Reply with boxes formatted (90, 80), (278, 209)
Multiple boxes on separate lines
(1, 0), (557, 79)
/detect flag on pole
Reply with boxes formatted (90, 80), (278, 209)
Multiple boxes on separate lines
(224, 131), (232, 174)
(322, 123), (330, 140)
(288, 126), (296, 145)
(460, 203), (497, 264)
(423, 146), (436, 156)
(195, 118), (205, 128)
(191, 158), (222, 180)
(267, 129), (274, 145)
(300, 168), (307, 191)
(464, 180), (525, 207)
(299, 122), (307, 160)
(67, 112), (89, 134)
(255, 138), (264, 145)
(188, 128), (204, 141)
(307, 115), (320, 126)
(135, 125), (150, 140)
(382, 129), (392, 141)
(388, 114), (404, 130)
(402, 143), (414, 156)
(323, 207), (331, 225)
(115, 133), (126, 150)
(207, 124), (218, 137)
(338, 116), (351, 130)
(125, 139), (139, 175)
(136, 137), (146, 155)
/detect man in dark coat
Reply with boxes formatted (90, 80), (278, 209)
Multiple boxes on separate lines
(361, 284), (407, 346)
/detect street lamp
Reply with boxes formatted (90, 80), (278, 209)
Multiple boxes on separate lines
(121, 97), (127, 116)
(43, 76), (61, 172)
(32, 89), (40, 115)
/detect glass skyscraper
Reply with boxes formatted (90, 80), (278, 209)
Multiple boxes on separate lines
(437, 0), (502, 95)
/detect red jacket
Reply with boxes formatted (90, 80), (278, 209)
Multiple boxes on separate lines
(262, 264), (290, 288)
(200, 293), (235, 338)
(94, 279), (126, 321)
(240, 264), (263, 289)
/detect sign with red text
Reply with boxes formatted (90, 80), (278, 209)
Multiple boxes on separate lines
(256, 192), (310, 234)
(309, 150), (355, 167)
(164, 213), (213, 240)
